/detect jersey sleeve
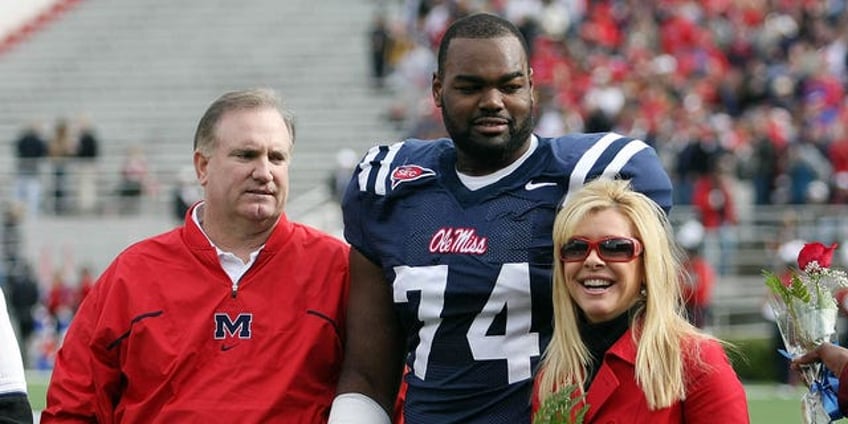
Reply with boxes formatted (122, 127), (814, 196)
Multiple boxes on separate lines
(554, 132), (673, 214)
(617, 144), (673, 214)
(340, 144), (386, 264)
(341, 140), (417, 264)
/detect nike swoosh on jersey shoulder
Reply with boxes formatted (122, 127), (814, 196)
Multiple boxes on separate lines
(524, 180), (558, 190)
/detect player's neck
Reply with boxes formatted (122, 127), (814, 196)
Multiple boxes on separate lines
(456, 135), (537, 182)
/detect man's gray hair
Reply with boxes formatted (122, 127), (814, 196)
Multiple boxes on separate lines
(193, 88), (295, 155)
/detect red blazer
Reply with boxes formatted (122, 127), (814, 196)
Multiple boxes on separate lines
(534, 328), (749, 423)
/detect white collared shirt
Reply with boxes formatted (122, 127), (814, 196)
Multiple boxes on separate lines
(192, 202), (263, 284)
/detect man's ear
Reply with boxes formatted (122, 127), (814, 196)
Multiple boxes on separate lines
(194, 150), (209, 186)
(432, 72), (443, 107)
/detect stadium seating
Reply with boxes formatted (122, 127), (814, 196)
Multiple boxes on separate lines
(0, 0), (403, 213)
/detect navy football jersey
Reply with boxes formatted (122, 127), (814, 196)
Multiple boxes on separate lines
(342, 133), (672, 424)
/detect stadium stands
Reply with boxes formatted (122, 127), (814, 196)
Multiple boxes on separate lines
(0, 0), (404, 272)
(0, 0), (403, 209)
(4, 0), (848, 343)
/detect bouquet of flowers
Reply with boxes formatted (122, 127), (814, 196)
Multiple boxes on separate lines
(764, 242), (848, 423)
(533, 384), (588, 424)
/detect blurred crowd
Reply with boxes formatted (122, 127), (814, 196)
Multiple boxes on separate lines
(10, 116), (166, 220)
(4, 116), (189, 371)
(363, 0), (848, 349)
(2, 200), (95, 369)
(14, 116), (102, 217)
(7, 0), (848, 375)
(362, 0), (848, 307)
(373, 0), (848, 210)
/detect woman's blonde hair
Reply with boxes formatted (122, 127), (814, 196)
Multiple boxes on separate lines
(537, 178), (710, 410)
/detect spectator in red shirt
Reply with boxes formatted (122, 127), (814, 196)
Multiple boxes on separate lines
(74, 265), (96, 310)
(676, 220), (716, 329)
(45, 270), (74, 327)
(691, 151), (738, 275)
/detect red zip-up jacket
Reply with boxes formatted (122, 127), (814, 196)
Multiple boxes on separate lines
(533, 328), (749, 423)
(43, 207), (349, 423)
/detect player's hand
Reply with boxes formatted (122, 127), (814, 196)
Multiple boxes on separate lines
(791, 342), (848, 377)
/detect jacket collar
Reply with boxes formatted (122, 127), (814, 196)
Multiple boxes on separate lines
(182, 201), (294, 265)
(584, 327), (637, 422)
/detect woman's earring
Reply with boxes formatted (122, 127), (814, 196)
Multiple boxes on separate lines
(640, 286), (647, 297)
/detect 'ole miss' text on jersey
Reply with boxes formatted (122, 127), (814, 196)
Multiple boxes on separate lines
(342, 132), (672, 424)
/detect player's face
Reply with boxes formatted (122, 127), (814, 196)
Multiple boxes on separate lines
(433, 36), (535, 174)
(561, 208), (644, 324)
(195, 107), (291, 223)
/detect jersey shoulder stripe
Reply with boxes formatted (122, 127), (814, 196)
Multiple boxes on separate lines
(560, 131), (651, 206)
(545, 132), (669, 211)
(353, 138), (450, 196)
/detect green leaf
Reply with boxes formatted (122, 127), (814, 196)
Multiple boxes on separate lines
(534, 384), (589, 424)
(763, 271), (791, 304)
(789, 274), (811, 304)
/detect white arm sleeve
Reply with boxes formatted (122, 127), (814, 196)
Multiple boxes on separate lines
(328, 393), (391, 424)
(0, 288), (27, 394)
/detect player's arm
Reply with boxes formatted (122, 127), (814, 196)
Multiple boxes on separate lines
(329, 248), (405, 424)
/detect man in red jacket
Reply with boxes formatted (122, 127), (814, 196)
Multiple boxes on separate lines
(42, 89), (350, 423)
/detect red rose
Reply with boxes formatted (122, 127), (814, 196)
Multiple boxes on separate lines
(798, 242), (838, 270)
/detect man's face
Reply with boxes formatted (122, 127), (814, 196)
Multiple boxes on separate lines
(433, 36), (535, 174)
(195, 107), (292, 224)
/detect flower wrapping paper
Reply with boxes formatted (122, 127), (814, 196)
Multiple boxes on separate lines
(765, 242), (848, 423)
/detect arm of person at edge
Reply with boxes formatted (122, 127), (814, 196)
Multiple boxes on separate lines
(332, 248), (406, 419)
(0, 393), (33, 424)
(792, 342), (848, 414)
(0, 286), (34, 423)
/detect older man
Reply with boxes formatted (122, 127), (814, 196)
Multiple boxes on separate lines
(43, 89), (350, 423)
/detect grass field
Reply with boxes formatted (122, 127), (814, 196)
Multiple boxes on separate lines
(25, 371), (821, 422)
(745, 384), (811, 423)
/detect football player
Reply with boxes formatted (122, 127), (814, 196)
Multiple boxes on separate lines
(329, 13), (672, 424)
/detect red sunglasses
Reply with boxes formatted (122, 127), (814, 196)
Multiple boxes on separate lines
(559, 237), (643, 263)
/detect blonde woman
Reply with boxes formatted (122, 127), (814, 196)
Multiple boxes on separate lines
(533, 178), (748, 423)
